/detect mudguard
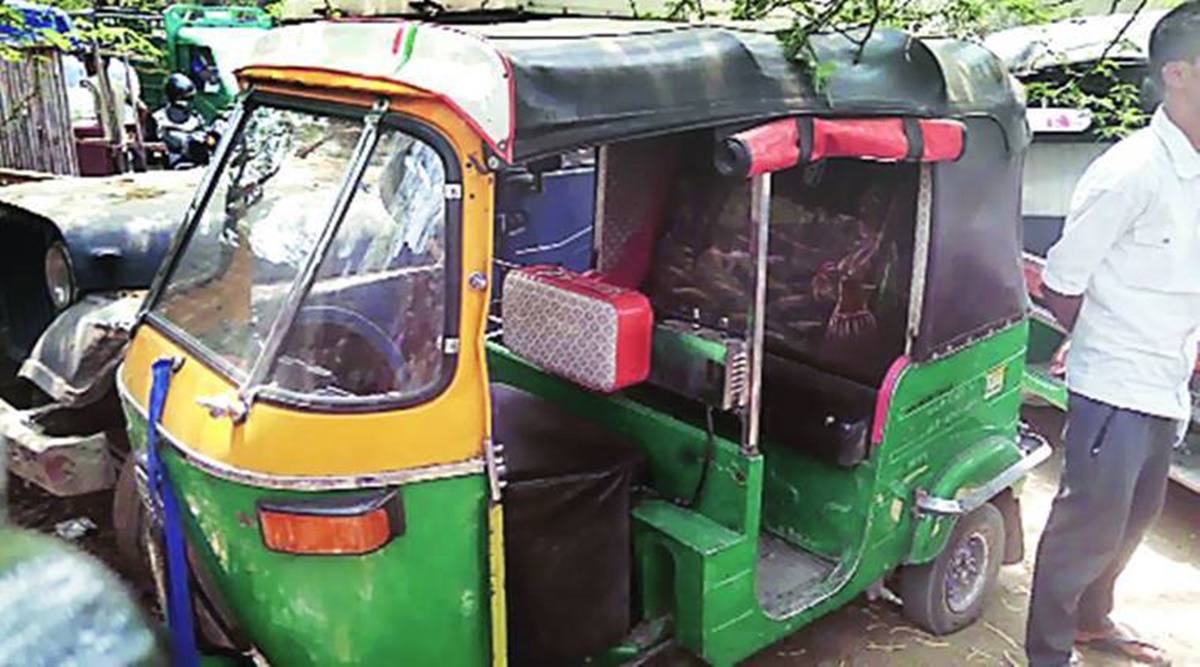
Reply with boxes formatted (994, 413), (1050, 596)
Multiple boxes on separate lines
(2, 294), (142, 496)
(906, 431), (1050, 566)
(20, 294), (142, 408)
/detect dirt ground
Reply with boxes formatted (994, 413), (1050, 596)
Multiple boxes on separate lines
(5, 407), (1199, 666)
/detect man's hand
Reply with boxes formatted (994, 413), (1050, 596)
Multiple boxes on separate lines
(1050, 340), (1071, 377)
(1042, 285), (1083, 332)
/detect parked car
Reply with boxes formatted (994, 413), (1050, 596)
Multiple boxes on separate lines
(0, 169), (200, 496)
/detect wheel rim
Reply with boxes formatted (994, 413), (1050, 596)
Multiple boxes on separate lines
(945, 530), (990, 614)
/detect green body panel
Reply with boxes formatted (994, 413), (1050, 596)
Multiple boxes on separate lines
(1022, 310), (1069, 409)
(759, 445), (873, 561)
(490, 323), (1033, 666)
(882, 323), (1028, 566)
(905, 435), (1024, 565)
(124, 403), (491, 667)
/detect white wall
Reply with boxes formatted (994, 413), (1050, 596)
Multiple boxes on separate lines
(1022, 140), (1112, 217)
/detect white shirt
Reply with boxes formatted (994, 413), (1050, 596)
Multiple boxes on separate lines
(1043, 107), (1200, 420)
(106, 58), (141, 126)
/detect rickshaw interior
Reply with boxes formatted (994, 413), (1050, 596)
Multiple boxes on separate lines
(486, 126), (922, 611)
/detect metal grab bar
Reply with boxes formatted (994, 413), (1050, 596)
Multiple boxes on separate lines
(915, 431), (1053, 516)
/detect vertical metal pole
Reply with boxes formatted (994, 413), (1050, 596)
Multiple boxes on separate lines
(242, 101), (388, 401)
(741, 173), (772, 455)
(906, 164), (933, 356)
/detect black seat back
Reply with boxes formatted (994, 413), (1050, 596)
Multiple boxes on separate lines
(490, 383), (643, 665)
(761, 353), (878, 467)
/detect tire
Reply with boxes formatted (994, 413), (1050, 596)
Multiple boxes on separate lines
(113, 456), (248, 656)
(113, 456), (151, 580)
(900, 502), (1006, 635)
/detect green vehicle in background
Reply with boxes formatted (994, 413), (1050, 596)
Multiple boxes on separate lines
(96, 3), (272, 122)
(153, 4), (271, 121)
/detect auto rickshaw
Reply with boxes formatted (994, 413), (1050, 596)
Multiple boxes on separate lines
(114, 14), (1049, 666)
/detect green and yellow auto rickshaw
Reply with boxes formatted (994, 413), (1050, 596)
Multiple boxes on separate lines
(114, 15), (1050, 666)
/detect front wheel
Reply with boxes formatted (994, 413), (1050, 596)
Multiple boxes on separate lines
(899, 502), (1006, 635)
(112, 457), (248, 656)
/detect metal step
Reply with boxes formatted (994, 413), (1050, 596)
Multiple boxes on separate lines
(754, 533), (836, 618)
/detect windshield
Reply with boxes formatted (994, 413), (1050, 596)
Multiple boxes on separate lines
(179, 26), (266, 92)
(152, 101), (454, 404)
(269, 130), (448, 399)
(154, 105), (364, 378)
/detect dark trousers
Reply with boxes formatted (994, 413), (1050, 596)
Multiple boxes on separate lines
(1026, 393), (1177, 667)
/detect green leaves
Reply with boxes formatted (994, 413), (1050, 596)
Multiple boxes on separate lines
(720, 0), (1152, 139)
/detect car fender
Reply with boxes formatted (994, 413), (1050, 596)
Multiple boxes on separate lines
(0, 170), (200, 294)
(20, 294), (144, 408)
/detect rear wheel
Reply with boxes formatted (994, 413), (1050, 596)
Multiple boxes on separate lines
(900, 502), (1005, 635)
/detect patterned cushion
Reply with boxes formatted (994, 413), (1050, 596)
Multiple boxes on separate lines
(503, 266), (653, 393)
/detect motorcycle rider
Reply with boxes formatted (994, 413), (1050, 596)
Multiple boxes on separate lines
(151, 73), (215, 170)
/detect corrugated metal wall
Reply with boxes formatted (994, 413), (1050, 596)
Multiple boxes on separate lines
(0, 47), (78, 176)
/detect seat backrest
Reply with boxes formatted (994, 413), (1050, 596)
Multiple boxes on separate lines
(761, 352), (879, 467)
(594, 136), (685, 288)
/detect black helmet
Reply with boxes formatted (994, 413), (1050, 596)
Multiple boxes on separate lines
(164, 73), (196, 105)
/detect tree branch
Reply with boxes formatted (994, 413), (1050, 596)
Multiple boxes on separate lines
(1094, 0), (1150, 65)
(854, 0), (882, 63)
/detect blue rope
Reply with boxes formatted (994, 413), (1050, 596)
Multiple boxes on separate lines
(145, 357), (200, 667)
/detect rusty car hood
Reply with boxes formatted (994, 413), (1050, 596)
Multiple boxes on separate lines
(0, 170), (202, 294)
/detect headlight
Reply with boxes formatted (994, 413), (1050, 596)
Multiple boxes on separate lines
(44, 243), (75, 310)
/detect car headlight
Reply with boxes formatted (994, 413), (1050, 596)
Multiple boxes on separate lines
(44, 243), (75, 310)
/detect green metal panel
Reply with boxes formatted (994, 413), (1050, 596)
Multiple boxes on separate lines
(125, 406), (491, 667)
(489, 323), (1033, 666)
(1026, 309), (1065, 364)
(1023, 314), (1069, 409)
(882, 323), (1029, 565)
(1023, 365), (1069, 410)
(905, 435), (1025, 565)
(759, 445), (874, 561)
(488, 344), (758, 533)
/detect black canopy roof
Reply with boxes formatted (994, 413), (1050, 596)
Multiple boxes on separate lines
(464, 20), (1029, 160)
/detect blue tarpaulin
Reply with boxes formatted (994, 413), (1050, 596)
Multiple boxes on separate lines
(0, 1), (73, 44)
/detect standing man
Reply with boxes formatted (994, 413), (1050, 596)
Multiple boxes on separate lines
(1025, 3), (1200, 666)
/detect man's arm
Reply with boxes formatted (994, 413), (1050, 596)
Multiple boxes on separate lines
(1041, 160), (1147, 331)
(1042, 287), (1083, 332)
